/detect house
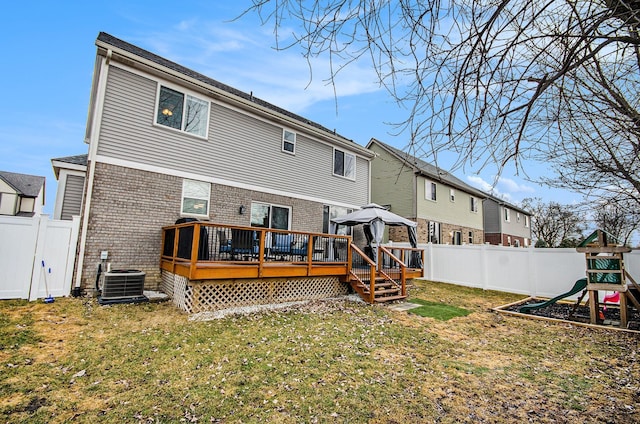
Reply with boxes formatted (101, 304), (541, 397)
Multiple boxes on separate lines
(483, 195), (532, 247)
(366, 139), (486, 245)
(0, 171), (45, 217)
(66, 32), (376, 296)
(51, 154), (87, 221)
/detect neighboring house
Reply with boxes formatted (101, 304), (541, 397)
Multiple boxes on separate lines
(65, 32), (374, 292)
(0, 171), (45, 217)
(367, 139), (486, 245)
(51, 155), (87, 220)
(483, 195), (532, 247)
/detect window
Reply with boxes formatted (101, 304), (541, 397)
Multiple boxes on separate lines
(323, 205), (353, 235)
(453, 231), (462, 245)
(514, 239), (521, 247)
(333, 149), (356, 180)
(181, 179), (210, 216)
(450, 188), (455, 202)
(250, 202), (290, 230)
(468, 231), (473, 244)
(524, 238), (529, 247)
(427, 221), (441, 243)
(470, 197), (478, 213)
(504, 207), (511, 222)
(525, 216), (530, 228)
(156, 85), (209, 137)
(425, 181), (437, 201)
(507, 236), (512, 246)
(282, 129), (296, 154)
(516, 212), (521, 222)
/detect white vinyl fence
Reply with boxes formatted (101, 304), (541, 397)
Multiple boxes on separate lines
(412, 243), (640, 300)
(0, 215), (80, 300)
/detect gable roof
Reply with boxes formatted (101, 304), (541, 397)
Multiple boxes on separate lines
(483, 193), (531, 216)
(0, 171), (45, 198)
(51, 154), (88, 179)
(367, 138), (487, 198)
(95, 32), (373, 158)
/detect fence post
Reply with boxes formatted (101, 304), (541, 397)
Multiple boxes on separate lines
(29, 215), (49, 301)
(481, 243), (489, 290)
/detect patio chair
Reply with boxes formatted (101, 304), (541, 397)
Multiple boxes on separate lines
(271, 233), (293, 260)
(231, 229), (258, 260)
(291, 237), (309, 261)
(217, 230), (232, 258)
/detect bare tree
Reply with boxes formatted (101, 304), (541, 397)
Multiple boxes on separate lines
(521, 197), (586, 247)
(592, 198), (640, 246)
(241, 1), (640, 204)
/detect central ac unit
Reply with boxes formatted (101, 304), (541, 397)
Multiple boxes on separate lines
(101, 270), (146, 300)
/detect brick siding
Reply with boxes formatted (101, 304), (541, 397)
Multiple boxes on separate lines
(80, 163), (335, 291)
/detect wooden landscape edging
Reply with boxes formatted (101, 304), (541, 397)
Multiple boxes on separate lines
(492, 297), (640, 335)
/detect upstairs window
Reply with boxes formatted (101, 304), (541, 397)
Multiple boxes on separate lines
(181, 179), (210, 217)
(516, 212), (521, 222)
(333, 149), (356, 180)
(450, 188), (455, 202)
(504, 207), (511, 222)
(282, 130), (296, 154)
(525, 216), (530, 227)
(425, 181), (437, 201)
(470, 197), (478, 212)
(156, 85), (209, 138)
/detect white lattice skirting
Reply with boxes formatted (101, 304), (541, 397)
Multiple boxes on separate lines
(160, 271), (348, 313)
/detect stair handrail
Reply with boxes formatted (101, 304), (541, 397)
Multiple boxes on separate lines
(378, 246), (407, 297)
(350, 244), (377, 303)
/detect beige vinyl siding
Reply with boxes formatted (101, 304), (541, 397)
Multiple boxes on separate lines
(368, 144), (415, 216)
(61, 175), (85, 220)
(416, 177), (483, 230)
(97, 66), (368, 206)
(502, 208), (532, 239)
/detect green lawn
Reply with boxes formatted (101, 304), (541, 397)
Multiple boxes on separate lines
(1, 280), (638, 423)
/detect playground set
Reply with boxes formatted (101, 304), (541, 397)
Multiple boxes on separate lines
(518, 230), (640, 329)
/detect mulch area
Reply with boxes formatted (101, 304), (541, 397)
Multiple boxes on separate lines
(499, 298), (640, 331)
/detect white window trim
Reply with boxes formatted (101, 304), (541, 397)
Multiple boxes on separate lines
(154, 83), (210, 139)
(525, 216), (530, 228)
(250, 201), (292, 230)
(333, 148), (356, 181)
(282, 129), (296, 155)
(504, 207), (511, 222)
(425, 180), (437, 202)
(470, 196), (478, 213)
(181, 179), (211, 218)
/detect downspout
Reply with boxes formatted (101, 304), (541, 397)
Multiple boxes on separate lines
(73, 50), (111, 292)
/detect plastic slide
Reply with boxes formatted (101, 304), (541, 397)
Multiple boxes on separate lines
(519, 278), (588, 313)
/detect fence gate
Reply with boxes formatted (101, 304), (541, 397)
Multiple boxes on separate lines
(0, 215), (80, 300)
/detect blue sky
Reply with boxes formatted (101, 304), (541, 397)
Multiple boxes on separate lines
(0, 1), (579, 215)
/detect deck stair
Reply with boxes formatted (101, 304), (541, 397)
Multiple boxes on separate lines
(350, 274), (406, 303)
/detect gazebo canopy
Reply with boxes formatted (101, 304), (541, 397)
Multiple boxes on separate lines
(330, 203), (419, 266)
(330, 203), (417, 228)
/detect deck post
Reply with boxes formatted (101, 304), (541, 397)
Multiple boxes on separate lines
(189, 223), (201, 280)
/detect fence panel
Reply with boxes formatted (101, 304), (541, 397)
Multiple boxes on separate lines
(0, 216), (39, 299)
(410, 243), (640, 299)
(0, 215), (79, 300)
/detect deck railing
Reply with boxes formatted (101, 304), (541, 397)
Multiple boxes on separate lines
(160, 222), (352, 281)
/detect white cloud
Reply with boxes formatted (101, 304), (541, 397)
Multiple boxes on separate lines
(134, 19), (382, 113)
(497, 177), (535, 194)
(466, 175), (532, 203)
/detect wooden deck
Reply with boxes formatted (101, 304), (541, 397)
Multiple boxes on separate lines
(160, 222), (424, 304)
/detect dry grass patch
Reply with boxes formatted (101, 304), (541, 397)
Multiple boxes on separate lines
(0, 281), (638, 423)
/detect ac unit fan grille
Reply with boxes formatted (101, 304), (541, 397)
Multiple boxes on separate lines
(102, 270), (145, 299)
